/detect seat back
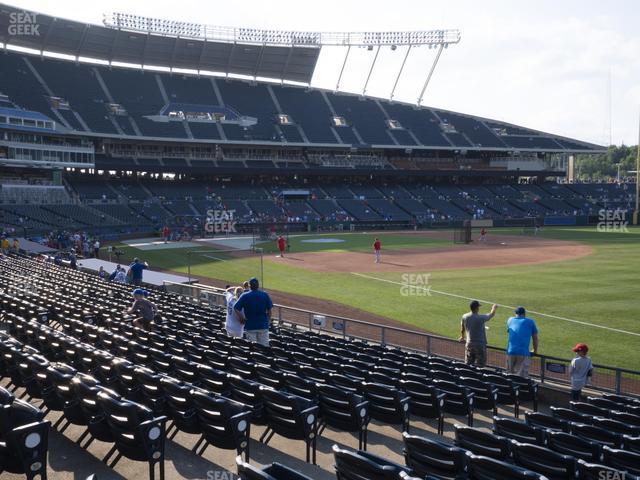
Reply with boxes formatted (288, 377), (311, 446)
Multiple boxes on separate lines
(593, 416), (640, 436)
(525, 411), (570, 433)
(403, 432), (469, 478)
(317, 383), (369, 432)
(571, 423), (624, 449)
(571, 401), (609, 418)
(282, 373), (318, 401)
(511, 441), (577, 479)
(332, 444), (405, 480)
(577, 459), (640, 480)
(454, 425), (511, 460)
(260, 388), (317, 440)
(468, 454), (549, 480)
(602, 447), (640, 476)
(547, 431), (602, 463)
(493, 416), (546, 446)
(398, 380), (443, 420)
(362, 382), (410, 428)
(550, 406), (590, 424)
(192, 388), (250, 451)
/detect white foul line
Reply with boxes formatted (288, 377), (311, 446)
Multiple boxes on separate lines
(351, 272), (640, 337)
(203, 254), (227, 262)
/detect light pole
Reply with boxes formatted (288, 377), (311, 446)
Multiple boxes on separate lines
(634, 111), (640, 225)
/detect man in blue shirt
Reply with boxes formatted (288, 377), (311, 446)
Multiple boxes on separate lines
(128, 257), (149, 286)
(234, 277), (273, 346)
(506, 306), (539, 378)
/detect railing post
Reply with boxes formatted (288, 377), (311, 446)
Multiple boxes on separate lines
(342, 319), (347, 339)
(426, 335), (432, 356)
(380, 326), (385, 346)
(615, 369), (622, 394)
(539, 355), (546, 384)
(278, 305), (282, 324)
(308, 312), (313, 331)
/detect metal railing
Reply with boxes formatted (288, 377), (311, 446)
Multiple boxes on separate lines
(162, 280), (640, 396)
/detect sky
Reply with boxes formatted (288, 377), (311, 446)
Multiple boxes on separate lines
(5, 0), (640, 146)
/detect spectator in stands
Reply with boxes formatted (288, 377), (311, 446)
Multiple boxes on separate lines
(1, 237), (9, 254)
(127, 288), (158, 331)
(234, 277), (273, 346)
(98, 266), (107, 280)
(82, 240), (90, 258)
(93, 239), (100, 259)
(506, 306), (538, 377)
(128, 257), (149, 286)
(569, 343), (592, 401)
(242, 281), (250, 292)
(459, 301), (498, 367)
(108, 265), (121, 281)
(11, 238), (19, 254)
(162, 225), (170, 244)
(224, 286), (244, 338)
(68, 251), (77, 270)
(114, 267), (127, 283)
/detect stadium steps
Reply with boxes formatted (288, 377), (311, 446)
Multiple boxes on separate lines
(24, 55), (71, 130)
(84, 203), (125, 225)
(155, 74), (170, 104)
(183, 119), (194, 139)
(92, 67), (126, 135)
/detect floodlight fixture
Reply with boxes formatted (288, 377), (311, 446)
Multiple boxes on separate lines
(104, 12), (460, 48)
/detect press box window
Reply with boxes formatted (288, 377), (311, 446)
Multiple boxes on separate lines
(387, 119), (402, 129)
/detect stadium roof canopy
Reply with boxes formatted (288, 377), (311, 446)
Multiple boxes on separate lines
(0, 3), (320, 83)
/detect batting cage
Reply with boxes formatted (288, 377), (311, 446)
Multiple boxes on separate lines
(453, 221), (472, 244)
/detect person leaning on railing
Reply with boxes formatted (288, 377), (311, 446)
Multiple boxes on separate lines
(506, 306), (539, 378)
(459, 300), (498, 367)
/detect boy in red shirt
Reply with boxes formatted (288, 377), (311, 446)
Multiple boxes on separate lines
(277, 235), (286, 257)
(373, 237), (381, 263)
(162, 225), (170, 244)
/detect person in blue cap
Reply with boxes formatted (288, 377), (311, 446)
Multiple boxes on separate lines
(126, 288), (158, 331)
(506, 306), (538, 377)
(233, 277), (273, 346)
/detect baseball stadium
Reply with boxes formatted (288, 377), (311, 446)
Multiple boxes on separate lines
(0, 2), (639, 480)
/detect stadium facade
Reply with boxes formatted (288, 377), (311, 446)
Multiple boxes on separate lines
(0, 4), (631, 237)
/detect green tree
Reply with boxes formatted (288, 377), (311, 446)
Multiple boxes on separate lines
(576, 145), (637, 181)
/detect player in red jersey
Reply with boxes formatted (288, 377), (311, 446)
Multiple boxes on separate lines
(373, 237), (381, 263)
(277, 235), (286, 257)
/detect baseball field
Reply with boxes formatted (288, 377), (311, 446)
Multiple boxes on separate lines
(116, 226), (639, 370)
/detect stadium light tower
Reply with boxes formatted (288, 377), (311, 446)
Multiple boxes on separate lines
(635, 111), (640, 225)
(103, 12), (460, 103)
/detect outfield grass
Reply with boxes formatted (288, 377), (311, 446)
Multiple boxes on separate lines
(117, 227), (640, 370)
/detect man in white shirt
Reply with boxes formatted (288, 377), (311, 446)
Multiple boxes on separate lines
(225, 286), (244, 338)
